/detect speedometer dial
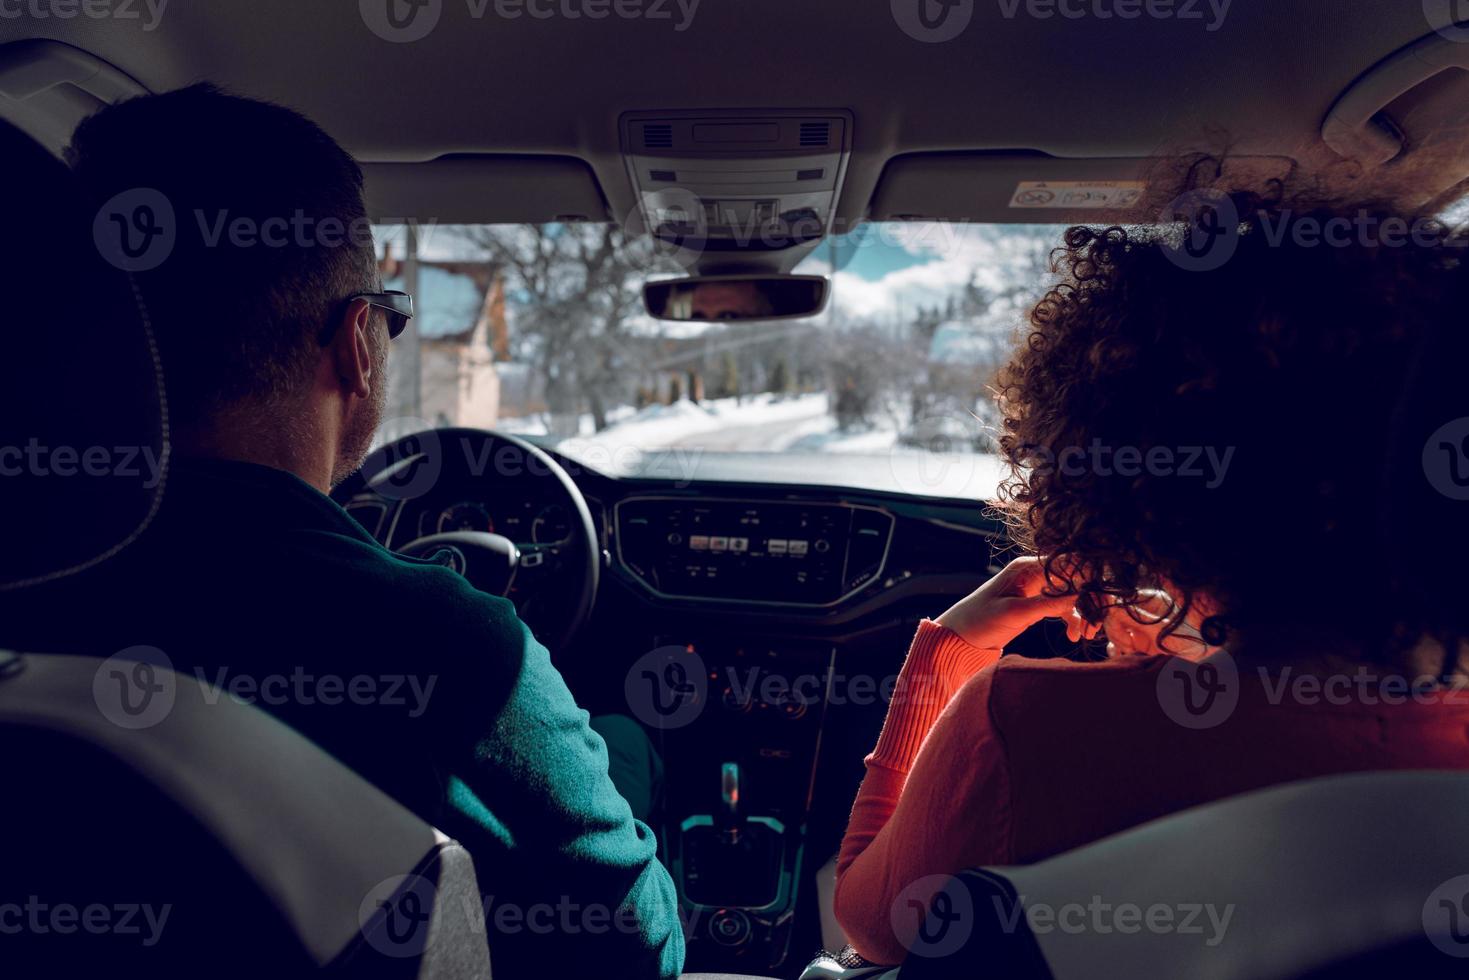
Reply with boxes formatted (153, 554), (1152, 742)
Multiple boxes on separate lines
(531, 505), (572, 544)
(437, 502), (493, 534)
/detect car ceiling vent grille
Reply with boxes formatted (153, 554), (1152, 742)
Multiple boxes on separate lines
(649, 169), (677, 182)
(799, 122), (830, 147)
(796, 168), (824, 181)
(643, 124), (674, 148)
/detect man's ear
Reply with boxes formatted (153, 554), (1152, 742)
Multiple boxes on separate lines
(328, 299), (374, 400)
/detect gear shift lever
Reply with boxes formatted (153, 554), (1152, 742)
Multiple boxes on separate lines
(720, 761), (742, 843)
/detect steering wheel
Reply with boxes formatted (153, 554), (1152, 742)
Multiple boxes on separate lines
(333, 427), (600, 653)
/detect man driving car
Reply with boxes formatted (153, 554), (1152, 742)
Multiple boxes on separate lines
(0, 84), (684, 980)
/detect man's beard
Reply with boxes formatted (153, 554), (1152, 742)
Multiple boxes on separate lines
(331, 328), (389, 488)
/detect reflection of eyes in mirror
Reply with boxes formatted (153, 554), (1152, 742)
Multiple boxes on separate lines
(688, 281), (775, 320)
(645, 275), (828, 323)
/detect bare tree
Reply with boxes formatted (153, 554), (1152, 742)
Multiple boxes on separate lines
(453, 224), (677, 434)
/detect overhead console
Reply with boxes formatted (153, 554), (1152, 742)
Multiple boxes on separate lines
(620, 109), (852, 264)
(614, 497), (893, 606)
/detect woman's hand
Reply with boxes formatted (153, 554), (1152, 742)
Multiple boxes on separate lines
(934, 557), (1077, 650)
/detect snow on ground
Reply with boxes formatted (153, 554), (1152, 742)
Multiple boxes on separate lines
(497, 392), (1008, 497)
(498, 392), (902, 455)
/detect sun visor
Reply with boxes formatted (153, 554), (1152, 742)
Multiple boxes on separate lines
(362, 155), (610, 225)
(870, 152), (1297, 224)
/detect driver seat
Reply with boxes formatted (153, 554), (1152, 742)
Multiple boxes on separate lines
(0, 115), (490, 977)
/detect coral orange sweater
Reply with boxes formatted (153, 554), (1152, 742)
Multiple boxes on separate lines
(834, 620), (1469, 966)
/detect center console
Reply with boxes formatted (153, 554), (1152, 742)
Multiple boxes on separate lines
(645, 636), (835, 974)
(612, 496), (898, 972)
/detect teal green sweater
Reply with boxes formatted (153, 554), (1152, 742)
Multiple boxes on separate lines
(0, 459), (684, 979)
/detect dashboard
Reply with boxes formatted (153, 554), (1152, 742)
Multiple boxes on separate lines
(335, 432), (1051, 977)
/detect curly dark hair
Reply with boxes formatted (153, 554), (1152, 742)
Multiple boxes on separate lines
(997, 165), (1469, 664)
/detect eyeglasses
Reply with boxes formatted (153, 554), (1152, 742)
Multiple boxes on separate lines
(321, 290), (415, 345)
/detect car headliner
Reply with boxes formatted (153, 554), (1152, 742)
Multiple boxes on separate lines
(0, 2), (1462, 226)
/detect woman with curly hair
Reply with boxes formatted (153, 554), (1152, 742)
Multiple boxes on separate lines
(833, 174), (1469, 966)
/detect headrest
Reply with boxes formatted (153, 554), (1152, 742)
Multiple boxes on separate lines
(0, 117), (166, 590)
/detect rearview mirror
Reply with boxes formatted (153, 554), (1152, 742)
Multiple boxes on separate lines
(643, 274), (829, 322)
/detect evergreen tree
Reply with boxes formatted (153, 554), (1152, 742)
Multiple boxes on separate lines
(769, 356), (792, 396)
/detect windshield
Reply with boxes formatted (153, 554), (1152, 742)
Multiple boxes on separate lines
(372, 221), (1069, 495)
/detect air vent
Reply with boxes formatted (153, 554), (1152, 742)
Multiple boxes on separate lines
(796, 168), (824, 181)
(799, 122), (830, 147)
(649, 169), (677, 182)
(643, 124), (674, 149)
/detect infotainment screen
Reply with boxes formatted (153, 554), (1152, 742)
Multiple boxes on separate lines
(615, 498), (892, 605)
